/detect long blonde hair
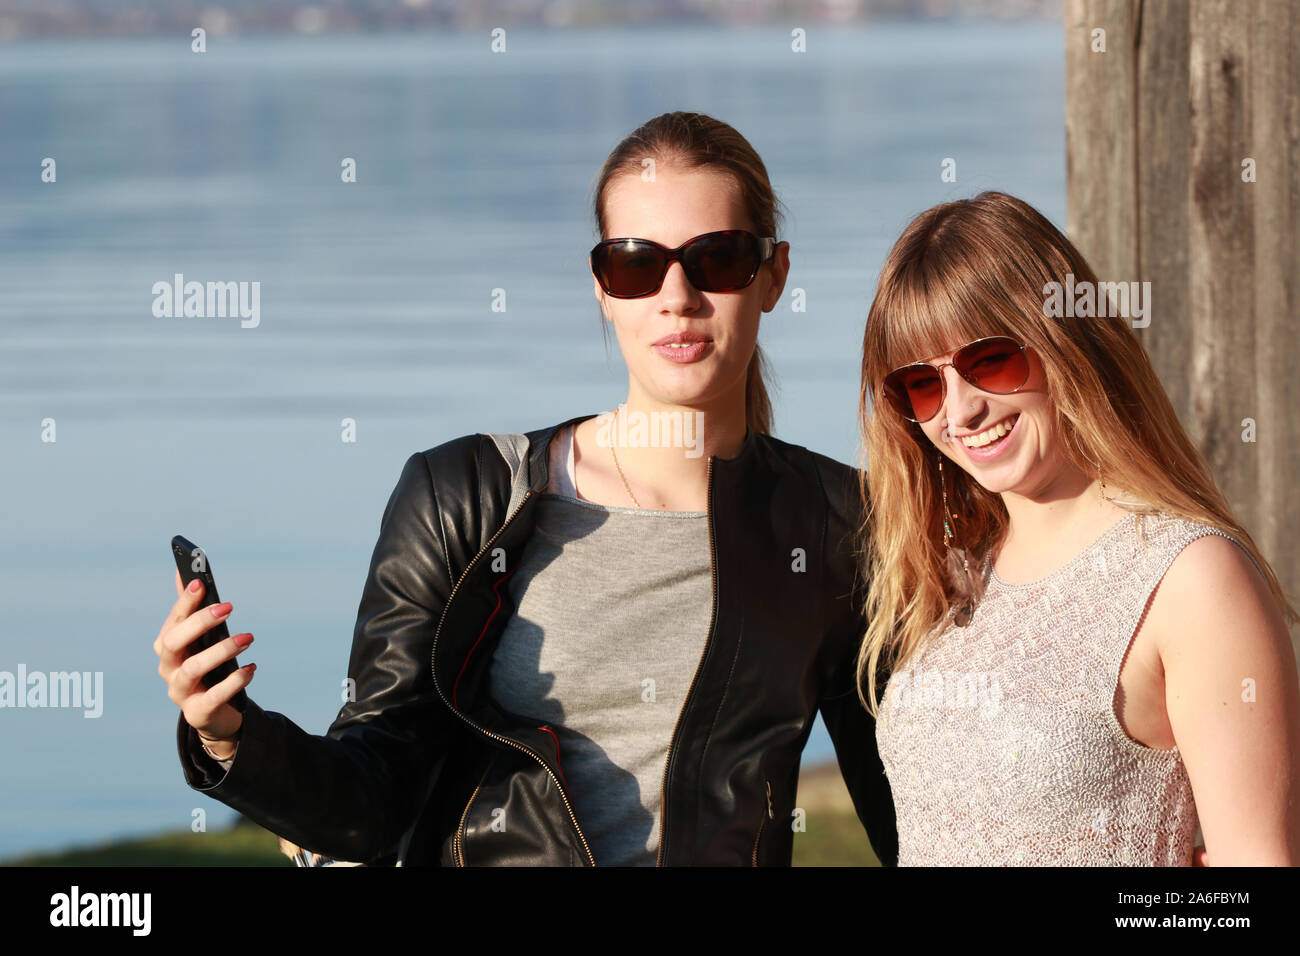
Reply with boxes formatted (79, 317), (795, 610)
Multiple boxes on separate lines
(855, 191), (1297, 716)
(591, 111), (780, 434)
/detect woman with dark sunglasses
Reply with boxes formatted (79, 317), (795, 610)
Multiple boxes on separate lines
(156, 111), (898, 866)
(857, 191), (1300, 865)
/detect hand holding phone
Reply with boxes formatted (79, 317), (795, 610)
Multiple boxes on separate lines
(155, 535), (255, 759)
(165, 535), (250, 716)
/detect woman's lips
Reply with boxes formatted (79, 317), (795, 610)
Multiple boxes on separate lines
(654, 342), (710, 363)
(653, 336), (712, 363)
(956, 413), (1021, 461)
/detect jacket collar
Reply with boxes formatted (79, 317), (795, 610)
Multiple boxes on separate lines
(523, 413), (598, 495)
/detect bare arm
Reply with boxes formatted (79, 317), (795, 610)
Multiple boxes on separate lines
(1157, 535), (1300, 865)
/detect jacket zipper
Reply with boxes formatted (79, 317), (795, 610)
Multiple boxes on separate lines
(430, 486), (597, 866)
(655, 454), (718, 866)
(751, 778), (773, 866)
(453, 783), (481, 867)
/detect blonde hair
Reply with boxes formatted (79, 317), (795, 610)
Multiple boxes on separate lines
(591, 111), (780, 434)
(855, 191), (1297, 716)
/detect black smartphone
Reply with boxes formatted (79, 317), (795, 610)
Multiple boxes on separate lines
(171, 534), (248, 712)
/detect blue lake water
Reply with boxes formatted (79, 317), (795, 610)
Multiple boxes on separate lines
(0, 22), (1064, 859)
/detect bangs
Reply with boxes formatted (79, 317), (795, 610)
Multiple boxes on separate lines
(873, 255), (1021, 374)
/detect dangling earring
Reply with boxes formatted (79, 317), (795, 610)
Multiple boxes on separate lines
(1096, 457), (1118, 504)
(1096, 456), (1144, 540)
(937, 455), (968, 573)
(937, 455), (975, 626)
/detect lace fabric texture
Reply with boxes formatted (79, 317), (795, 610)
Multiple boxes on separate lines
(876, 511), (1247, 866)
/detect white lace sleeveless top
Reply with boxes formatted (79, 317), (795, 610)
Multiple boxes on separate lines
(875, 511), (1255, 866)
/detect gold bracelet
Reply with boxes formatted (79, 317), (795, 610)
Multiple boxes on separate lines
(196, 728), (239, 762)
(196, 728), (237, 741)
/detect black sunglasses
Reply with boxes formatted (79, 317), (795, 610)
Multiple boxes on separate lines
(590, 229), (777, 299)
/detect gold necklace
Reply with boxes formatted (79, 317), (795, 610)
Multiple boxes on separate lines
(609, 407), (642, 509)
(610, 439), (642, 509)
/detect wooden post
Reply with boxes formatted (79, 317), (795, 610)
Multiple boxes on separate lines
(1065, 0), (1298, 646)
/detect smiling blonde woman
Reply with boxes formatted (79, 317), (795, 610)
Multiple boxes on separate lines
(856, 191), (1300, 866)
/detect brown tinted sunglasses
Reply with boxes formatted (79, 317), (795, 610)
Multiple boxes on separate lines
(882, 336), (1031, 423)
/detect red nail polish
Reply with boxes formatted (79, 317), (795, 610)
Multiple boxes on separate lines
(234, 633), (254, 648)
(188, 579), (201, 593)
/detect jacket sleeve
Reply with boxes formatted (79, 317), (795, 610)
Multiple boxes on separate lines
(175, 448), (461, 864)
(812, 454), (900, 867)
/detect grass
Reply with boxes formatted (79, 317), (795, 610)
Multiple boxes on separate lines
(790, 760), (882, 866)
(4, 821), (291, 867)
(3, 761), (881, 867)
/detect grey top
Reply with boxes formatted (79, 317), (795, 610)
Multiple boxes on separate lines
(488, 429), (712, 864)
(875, 511), (1254, 866)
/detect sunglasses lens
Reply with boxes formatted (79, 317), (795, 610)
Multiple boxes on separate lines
(683, 232), (760, 292)
(883, 365), (943, 422)
(593, 241), (666, 298)
(955, 337), (1029, 393)
(593, 231), (767, 297)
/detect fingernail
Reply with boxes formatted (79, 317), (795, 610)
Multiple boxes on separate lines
(234, 633), (253, 648)
(188, 579), (201, 593)
(210, 602), (231, 618)
(245, 663), (257, 673)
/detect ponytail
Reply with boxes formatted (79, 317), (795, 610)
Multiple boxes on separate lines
(745, 343), (774, 435)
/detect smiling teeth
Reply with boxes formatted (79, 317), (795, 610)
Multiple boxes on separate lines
(961, 416), (1018, 448)
(665, 342), (698, 348)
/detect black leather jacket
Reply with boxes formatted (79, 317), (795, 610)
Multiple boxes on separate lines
(176, 414), (898, 866)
